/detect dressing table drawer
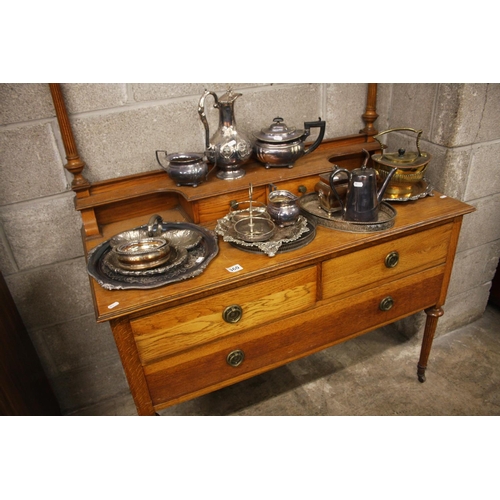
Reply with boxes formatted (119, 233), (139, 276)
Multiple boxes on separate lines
(143, 264), (445, 409)
(131, 265), (317, 365)
(322, 223), (453, 299)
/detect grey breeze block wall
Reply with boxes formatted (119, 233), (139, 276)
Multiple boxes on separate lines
(1, 83), (498, 416)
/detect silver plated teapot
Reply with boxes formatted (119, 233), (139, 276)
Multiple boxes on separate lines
(253, 117), (326, 168)
(198, 89), (252, 180)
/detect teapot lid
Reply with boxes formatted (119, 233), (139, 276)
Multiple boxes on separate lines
(372, 128), (431, 169)
(254, 117), (305, 143)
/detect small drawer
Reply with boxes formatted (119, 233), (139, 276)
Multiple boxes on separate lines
(193, 187), (268, 224)
(131, 265), (317, 364)
(267, 176), (321, 198)
(145, 264), (445, 409)
(322, 223), (453, 300)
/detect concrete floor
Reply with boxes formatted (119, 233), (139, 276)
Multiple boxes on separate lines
(84, 304), (500, 416)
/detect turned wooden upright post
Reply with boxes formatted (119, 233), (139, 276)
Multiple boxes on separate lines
(360, 83), (379, 137)
(49, 83), (90, 197)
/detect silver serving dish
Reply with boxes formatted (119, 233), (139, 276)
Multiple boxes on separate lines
(112, 237), (171, 270)
(103, 245), (188, 276)
(110, 227), (202, 250)
(87, 221), (218, 290)
(216, 214), (310, 257)
(234, 216), (276, 242)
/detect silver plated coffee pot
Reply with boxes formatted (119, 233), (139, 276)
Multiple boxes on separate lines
(198, 88), (252, 180)
(329, 149), (397, 222)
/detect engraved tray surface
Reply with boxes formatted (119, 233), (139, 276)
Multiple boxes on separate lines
(298, 192), (397, 233)
(215, 214), (311, 257)
(87, 222), (219, 290)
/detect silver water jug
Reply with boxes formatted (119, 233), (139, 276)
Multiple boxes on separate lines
(198, 88), (252, 180)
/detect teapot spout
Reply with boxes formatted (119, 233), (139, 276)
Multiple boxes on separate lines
(377, 166), (397, 203)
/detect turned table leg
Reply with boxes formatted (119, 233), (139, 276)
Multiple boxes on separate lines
(417, 306), (444, 383)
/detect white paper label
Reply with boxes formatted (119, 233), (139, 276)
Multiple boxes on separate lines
(226, 264), (243, 273)
(108, 301), (119, 309)
(354, 181), (363, 187)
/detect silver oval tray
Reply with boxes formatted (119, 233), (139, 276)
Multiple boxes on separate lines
(298, 192), (397, 233)
(87, 221), (218, 290)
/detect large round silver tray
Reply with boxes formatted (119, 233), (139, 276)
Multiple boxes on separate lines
(87, 221), (218, 290)
(298, 192), (397, 233)
(215, 214), (311, 257)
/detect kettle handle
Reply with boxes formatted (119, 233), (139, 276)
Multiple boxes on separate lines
(198, 90), (219, 149)
(303, 118), (326, 156)
(373, 127), (423, 158)
(329, 166), (351, 213)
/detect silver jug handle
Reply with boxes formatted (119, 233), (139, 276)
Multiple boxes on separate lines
(198, 90), (219, 149)
(155, 150), (169, 169)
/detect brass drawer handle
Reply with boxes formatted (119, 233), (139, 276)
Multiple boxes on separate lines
(385, 251), (399, 268)
(226, 349), (245, 367)
(379, 296), (394, 311)
(223, 304), (243, 323)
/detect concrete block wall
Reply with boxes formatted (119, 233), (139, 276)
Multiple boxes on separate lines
(378, 84), (500, 336)
(1, 83), (498, 415)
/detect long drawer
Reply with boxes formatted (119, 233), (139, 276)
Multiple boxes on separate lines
(145, 264), (445, 409)
(322, 223), (453, 299)
(131, 266), (317, 365)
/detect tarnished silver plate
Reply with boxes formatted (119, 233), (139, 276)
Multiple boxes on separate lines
(87, 221), (218, 290)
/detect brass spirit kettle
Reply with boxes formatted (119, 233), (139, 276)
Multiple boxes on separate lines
(329, 150), (397, 222)
(198, 88), (252, 180)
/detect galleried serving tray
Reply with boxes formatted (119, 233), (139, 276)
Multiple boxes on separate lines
(298, 192), (397, 233)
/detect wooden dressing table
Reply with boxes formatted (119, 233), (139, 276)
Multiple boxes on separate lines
(49, 84), (474, 415)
